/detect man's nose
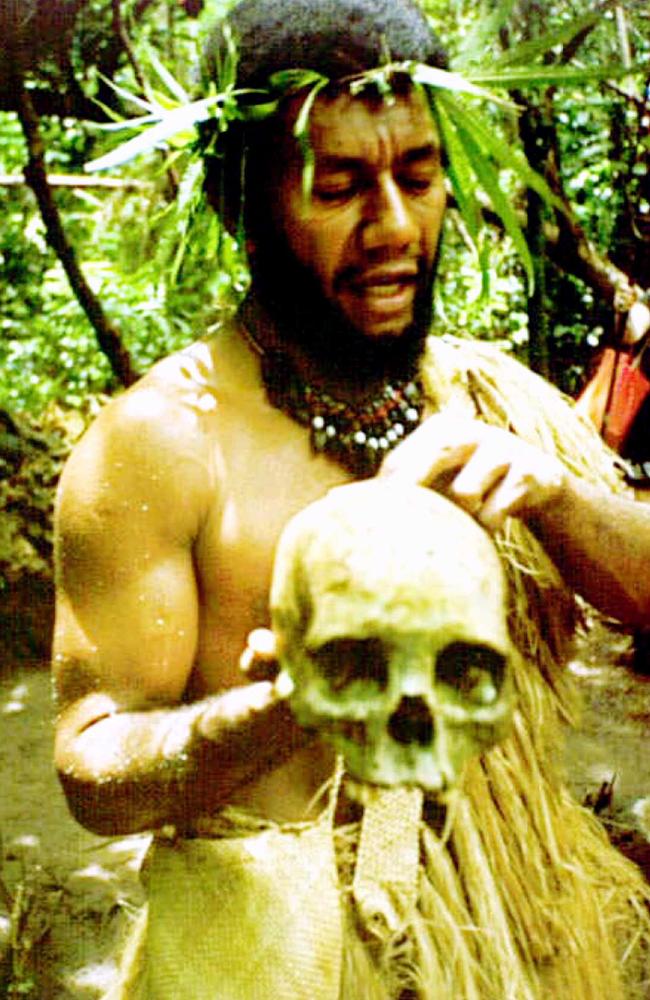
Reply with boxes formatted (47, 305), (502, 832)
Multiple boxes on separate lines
(360, 177), (418, 253)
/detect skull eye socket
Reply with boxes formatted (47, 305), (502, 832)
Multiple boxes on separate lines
(311, 638), (389, 693)
(436, 642), (506, 705)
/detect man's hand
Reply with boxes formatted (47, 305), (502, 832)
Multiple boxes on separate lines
(380, 412), (566, 531)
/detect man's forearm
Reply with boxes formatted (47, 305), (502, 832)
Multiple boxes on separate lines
(527, 475), (650, 627)
(56, 683), (307, 836)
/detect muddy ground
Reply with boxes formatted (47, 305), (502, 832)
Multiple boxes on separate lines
(1, 622), (649, 998)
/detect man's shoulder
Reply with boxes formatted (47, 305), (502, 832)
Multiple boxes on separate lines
(90, 336), (225, 448)
(60, 334), (230, 506)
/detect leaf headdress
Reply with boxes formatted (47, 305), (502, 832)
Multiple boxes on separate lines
(85, 15), (634, 294)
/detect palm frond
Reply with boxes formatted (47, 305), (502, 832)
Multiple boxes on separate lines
(434, 91), (535, 290)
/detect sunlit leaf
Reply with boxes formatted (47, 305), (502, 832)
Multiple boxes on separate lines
(89, 114), (160, 133)
(95, 73), (159, 115)
(84, 96), (222, 172)
(146, 49), (191, 104)
(411, 63), (516, 108)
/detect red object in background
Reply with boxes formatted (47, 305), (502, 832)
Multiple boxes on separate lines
(576, 345), (650, 453)
(605, 350), (650, 452)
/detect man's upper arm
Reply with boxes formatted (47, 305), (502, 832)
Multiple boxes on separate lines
(53, 387), (209, 723)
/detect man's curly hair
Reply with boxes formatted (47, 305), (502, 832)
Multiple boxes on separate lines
(204, 0), (447, 88)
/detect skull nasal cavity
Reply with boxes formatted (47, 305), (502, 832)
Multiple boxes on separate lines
(389, 696), (434, 746)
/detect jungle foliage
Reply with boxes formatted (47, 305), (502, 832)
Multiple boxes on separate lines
(0, 0), (649, 587)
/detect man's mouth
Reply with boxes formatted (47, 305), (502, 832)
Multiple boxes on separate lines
(344, 266), (419, 314)
(349, 265), (418, 293)
(362, 282), (413, 300)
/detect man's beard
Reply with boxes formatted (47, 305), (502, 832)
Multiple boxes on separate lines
(248, 229), (439, 387)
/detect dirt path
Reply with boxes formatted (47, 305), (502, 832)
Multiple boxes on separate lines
(1, 626), (649, 998)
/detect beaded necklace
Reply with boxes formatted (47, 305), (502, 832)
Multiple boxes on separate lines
(240, 320), (424, 477)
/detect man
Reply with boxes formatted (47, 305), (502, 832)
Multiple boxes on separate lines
(53, 1), (650, 997)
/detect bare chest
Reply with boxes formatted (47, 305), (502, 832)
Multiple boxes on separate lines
(190, 390), (350, 693)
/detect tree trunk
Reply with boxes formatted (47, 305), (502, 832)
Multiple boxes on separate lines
(14, 78), (139, 388)
(518, 98), (551, 379)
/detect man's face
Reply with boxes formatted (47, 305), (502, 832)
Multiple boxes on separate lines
(269, 86), (446, 341)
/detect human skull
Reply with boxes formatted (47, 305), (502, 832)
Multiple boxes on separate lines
(271, 480), (515, 792)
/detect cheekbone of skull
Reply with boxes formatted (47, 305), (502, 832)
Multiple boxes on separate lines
(271, 480), (515, 792)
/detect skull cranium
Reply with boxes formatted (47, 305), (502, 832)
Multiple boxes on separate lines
(271, 480), (515, 792)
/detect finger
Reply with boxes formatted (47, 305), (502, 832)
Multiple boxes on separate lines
(477, 459), (565, 531)
(247, 628), (277, 658)
(448, 452), (510, 515)
(239, 628), (279, 680)
(476, 474), (528, 531)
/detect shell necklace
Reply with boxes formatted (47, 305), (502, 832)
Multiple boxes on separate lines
(240, 316), (423, 478)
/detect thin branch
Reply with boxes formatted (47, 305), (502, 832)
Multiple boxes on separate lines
(14, 79), (138, 388)
(602, 79), (649, 112)
(112, 0), (147, 95)
(0, 173), (148, 189)
(0, 87), (112, 121)
(133, 0), (158, 20)
(543, 216), (643, 309)
(447, 190), (646, 314)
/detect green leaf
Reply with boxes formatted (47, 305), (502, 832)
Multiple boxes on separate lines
(269, 69), (328, 95)
(469, 63), (644, 88)
(490, 10), (604, 67)
(292, 78), (330, 200)
(238, 101), (280, 122)
(146, 48), (191, 104)
(438, 94), (566, 217)
(430, 97), (482, 247)
(435, 92), (534, 290)
(410, 63), (516, 109)
(433, 96), (493, 294)
(462, 129), (534, 290)
(84, 96), (223, 172)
